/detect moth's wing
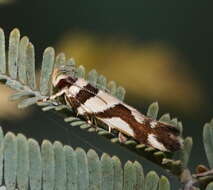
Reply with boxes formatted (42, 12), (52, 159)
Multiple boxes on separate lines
(97, 116), (135, 137)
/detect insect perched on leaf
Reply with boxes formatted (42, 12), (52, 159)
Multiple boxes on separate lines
(41, 63), (182, 152)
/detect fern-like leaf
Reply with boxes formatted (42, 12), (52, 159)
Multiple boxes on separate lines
(0, 27), (187, 176)
(0, 126), (174, 190)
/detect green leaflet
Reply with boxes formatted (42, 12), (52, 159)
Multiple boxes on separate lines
(18, 96), (41, 109)
(28, 138), (42, 190)
(97, 74), (107, 91)
(134, 161), (145, 190)
(206, 182), (213, 190)
(76, 148), (89, 190)
(76, 65), (86, 78)
(39, 47), (55, 96)
(147, 102), (159, 120)
(41, 140), (55, 190)
(9, 91), (34, 101)
(87, 69), (98, 86)
(18, 36), (29, 84)
(203, 122), (213, 168)
(53, 141), (66, 190)
(179, 137), (193, 168)
(159, 113), (171, 122)
(17, 134), (29, 190)
(116, 86), (126, 101)
(8, 28), (20, 79)
(159, 176), (170, 190)
(4, 132), (17, 190)
(112, 156), (123, 190)
(108, 80), (117, 96)
(144, 171), (159, 190)
(55, 53), (66, 66)
(123, 161), (137, 190)
(101, 153), (114, 190)
(87, 149), (102, 190)
(26, 43), (36, 90)
(64, 146), (78, 190)
(0, 28), (6, 74)
(0, 127), (3, 185)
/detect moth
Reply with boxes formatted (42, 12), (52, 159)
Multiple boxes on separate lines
(42, 64), (182, 152)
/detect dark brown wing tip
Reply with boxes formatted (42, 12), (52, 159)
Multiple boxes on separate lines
(154, 123), (183, 152)
(166, 137), (183, 152)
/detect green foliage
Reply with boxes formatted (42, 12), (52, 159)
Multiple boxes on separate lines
(0, 27), (184, 172)
(0, 127), (173, 190)
(0, 27), (213, 189)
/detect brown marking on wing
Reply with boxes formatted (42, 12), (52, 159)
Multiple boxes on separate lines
(63, 83), (99, 110)
(95, 104), (150, 144)
(75, 83), (98, 104)
(95, 103), (182, 151)
(56, 76), (77, 89)
(153, 123), (181, 151)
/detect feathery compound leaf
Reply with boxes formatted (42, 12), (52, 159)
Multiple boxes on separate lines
(0, 128), (3, 185)
(203, 122), (213, 168)
(28, 139), (42, 190)
(144, 171), (159, 190)
(123, 161), (137, 190)
(53, 141), (66, 190)
(112, 156), (123, 190)
(64, 146), (78, 190)
(0, 126), (176, 189)
(8, 28), (20, 79)
(0, 28), (6, 74)
(40, 47), (55, 95)
(147, 102), (159, 119)
(101, 153), (114, 190)
(4, 132), (17, 190)
(17, 134), (29, 190)
(76, 148), (89, 190)
(26, 43), (36, 90)
(18, 36), (29, 84)
(159, 176), (170, 190)
(87, 149), (101, 190)
(41, 140), (55, 190)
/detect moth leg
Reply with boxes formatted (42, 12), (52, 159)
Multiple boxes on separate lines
(42, 88), (68, 102)
(108, 126), (112, 133)
(118, 132), (127, 143)
(90, 115), (99, 131)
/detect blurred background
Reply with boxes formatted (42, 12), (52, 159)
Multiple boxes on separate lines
(0, 0), (212, 185)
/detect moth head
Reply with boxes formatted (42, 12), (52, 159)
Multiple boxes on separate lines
(52, 64), (76, 87)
